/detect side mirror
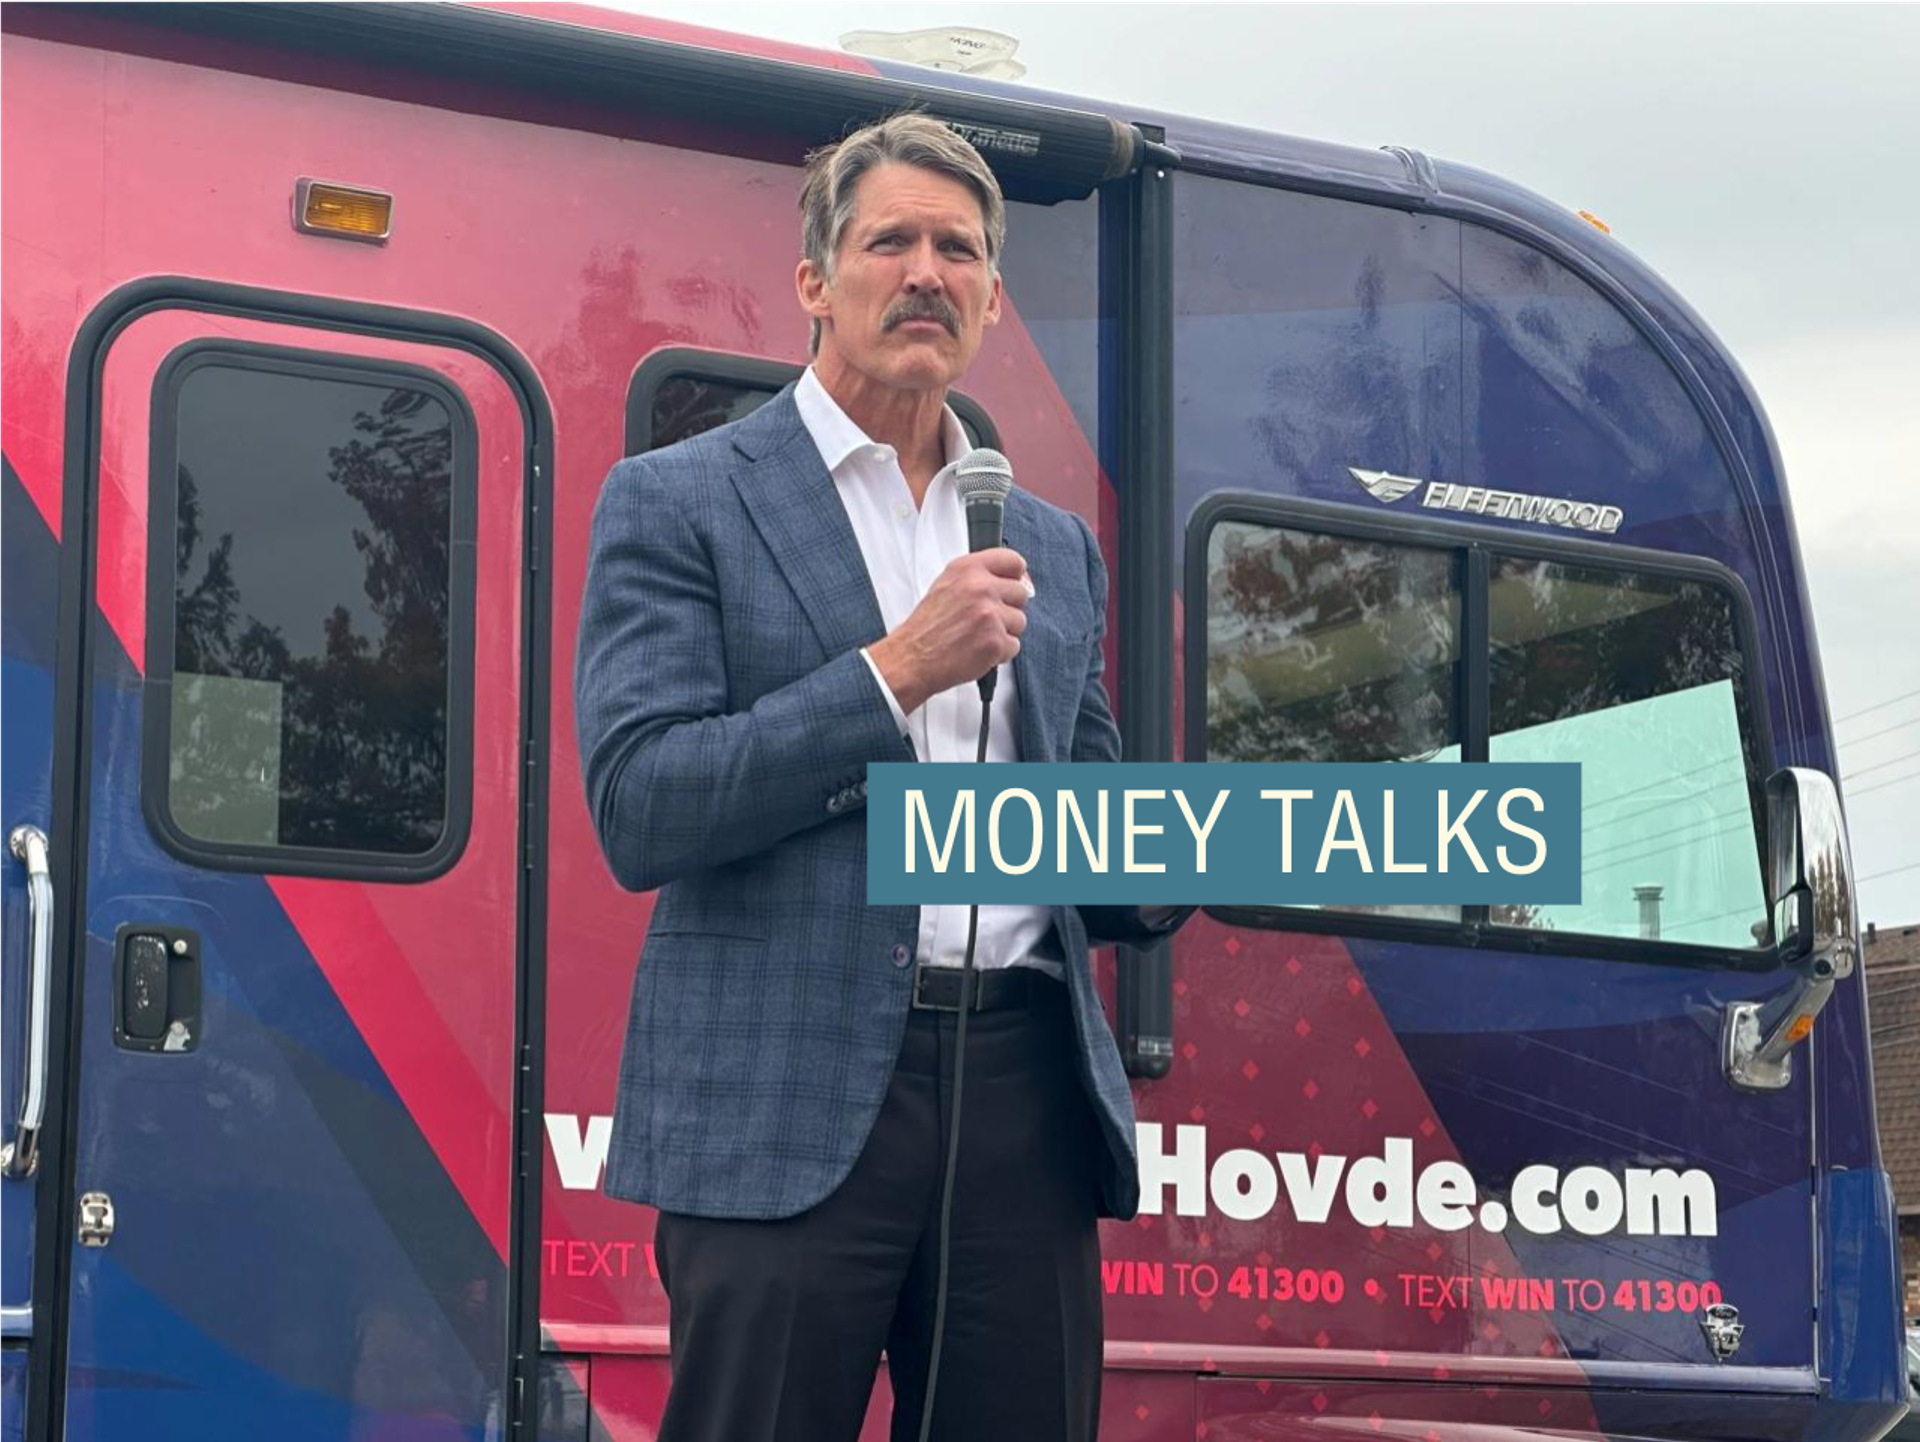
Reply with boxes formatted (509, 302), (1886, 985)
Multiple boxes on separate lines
(1723, 768), (1858, 1091)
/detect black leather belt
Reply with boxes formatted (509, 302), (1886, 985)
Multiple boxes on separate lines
(910, 962), (1052, 1012)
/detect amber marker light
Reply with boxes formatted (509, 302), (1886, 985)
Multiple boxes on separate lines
(293, 179), (393, 243)
(1577, 209), (1611, 235)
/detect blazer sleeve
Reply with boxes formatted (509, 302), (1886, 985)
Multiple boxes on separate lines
(1064, 513), (1197, 949)
(574, 454), (910, 893)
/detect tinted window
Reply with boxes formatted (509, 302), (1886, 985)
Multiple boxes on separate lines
(1196, 512), (1767, 948)
(999, 192), (1101, 456)
(1205, 520), (1460, 765)
(1461, 226), (1726, 511)
(1174, 177), (1735, 545)
(647, 375), (773, 451)
(1204, 519), (1461, 922)
(164, 359), (459, 857)
(630, 361), (993, 456)
(1174, 175), (1461, 509)
(1489, 557), (1765, 946)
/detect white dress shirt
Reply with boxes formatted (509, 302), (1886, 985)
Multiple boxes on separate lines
(794, 366), (1059, 978)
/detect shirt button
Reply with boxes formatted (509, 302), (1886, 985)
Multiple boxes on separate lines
(895, 502), (911, 520)
(891, 944), (912, 968)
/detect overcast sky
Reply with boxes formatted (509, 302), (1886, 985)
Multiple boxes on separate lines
(614, 1), (1919, 921)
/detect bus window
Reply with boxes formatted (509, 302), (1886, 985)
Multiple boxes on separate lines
(1461, 224), (1725, 505)
(1488, 556), (1767, 947)
(1194, 505), (1770, 950)
(154, 349), (470, 865)
(646, 373), (774, 452)
(1203, 517), (1461, 922)
(625, 349), (998, 456)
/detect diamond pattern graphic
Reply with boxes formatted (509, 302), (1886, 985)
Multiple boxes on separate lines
(1110, 912), (1592, 1422)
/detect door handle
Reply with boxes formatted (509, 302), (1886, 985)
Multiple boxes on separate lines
(5, 826), (52, 1178)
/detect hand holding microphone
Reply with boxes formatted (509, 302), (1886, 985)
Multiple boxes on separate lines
(867, 449), (1027, 714)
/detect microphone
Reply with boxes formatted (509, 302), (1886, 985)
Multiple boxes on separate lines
(954, 448), (1015, 703)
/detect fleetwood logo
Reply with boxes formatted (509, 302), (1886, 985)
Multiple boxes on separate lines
(1347, 467), (1624, 535)
(1348, 468), (1423, 504)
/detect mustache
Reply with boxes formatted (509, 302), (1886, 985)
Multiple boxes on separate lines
(882, 294), (959, 336)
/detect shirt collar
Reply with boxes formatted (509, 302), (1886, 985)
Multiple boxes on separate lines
(795, 365), (970, 480)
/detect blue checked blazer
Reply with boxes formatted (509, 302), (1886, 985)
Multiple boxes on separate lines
(576, 385), (1164, 1222)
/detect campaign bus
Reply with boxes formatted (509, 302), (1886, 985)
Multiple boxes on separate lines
(1, 3), (1909, 1438)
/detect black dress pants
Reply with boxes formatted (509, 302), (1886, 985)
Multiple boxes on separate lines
(652, 972), (1107, 1442)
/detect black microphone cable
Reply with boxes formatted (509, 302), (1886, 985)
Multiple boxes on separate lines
(915, 691), (991, 1442)
(917, 447), (1014, 1442)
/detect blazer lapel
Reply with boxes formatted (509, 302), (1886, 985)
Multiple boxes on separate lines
(727, 389), (890, 662)
(727, 393), (1070, 764)
(1003, 494), (1056, 764)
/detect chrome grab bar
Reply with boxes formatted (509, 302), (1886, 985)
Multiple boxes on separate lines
(4, 826), (52, 1178)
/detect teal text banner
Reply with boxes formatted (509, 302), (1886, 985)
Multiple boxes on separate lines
(865, 762), (1581, 905)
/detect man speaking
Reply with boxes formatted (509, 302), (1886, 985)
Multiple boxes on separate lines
(575, 111), (1189, 1442)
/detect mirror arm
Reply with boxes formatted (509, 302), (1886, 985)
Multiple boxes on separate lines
(1723, 933), (1855, 1093)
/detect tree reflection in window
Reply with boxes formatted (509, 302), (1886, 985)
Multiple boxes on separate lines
(635, 370), (989, 456)
(646, 375), (771, 452)
(1199, 518), (1766, 946)
(168, 365), (454, 856)
(1205, 521), (1459, 767)
(1204, 521), (1460, 923)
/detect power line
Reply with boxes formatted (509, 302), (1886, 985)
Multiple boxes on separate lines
(1587, 755), (1916, 838)
(1859, 859), (1920, 885)
(1584, 806), (1750, 862)
(1479, 764), (1915, 894)
(1849, 769), (1920, 801)
(1585, 777), (1748, 834)
(1529, 692), (1913, 817)
(1584, 821), (1751, 875)
(1835, 686), (1920, 727)
(1585, 757), (1743, 814)
(1843, 747), (1920, 782)
(1838, 714), (1920, 751)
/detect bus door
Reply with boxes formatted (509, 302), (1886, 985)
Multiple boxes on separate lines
(55, 301), (531, 1439)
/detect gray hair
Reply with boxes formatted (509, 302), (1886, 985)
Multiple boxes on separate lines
(799, 111), (1007, 354)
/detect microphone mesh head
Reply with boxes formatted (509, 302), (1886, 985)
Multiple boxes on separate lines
(954, 447), (1013, 505)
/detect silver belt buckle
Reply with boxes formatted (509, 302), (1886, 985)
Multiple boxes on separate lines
(911, 964), (966, 1012)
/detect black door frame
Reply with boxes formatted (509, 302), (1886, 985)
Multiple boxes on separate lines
(33, 277), (555, 1442)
